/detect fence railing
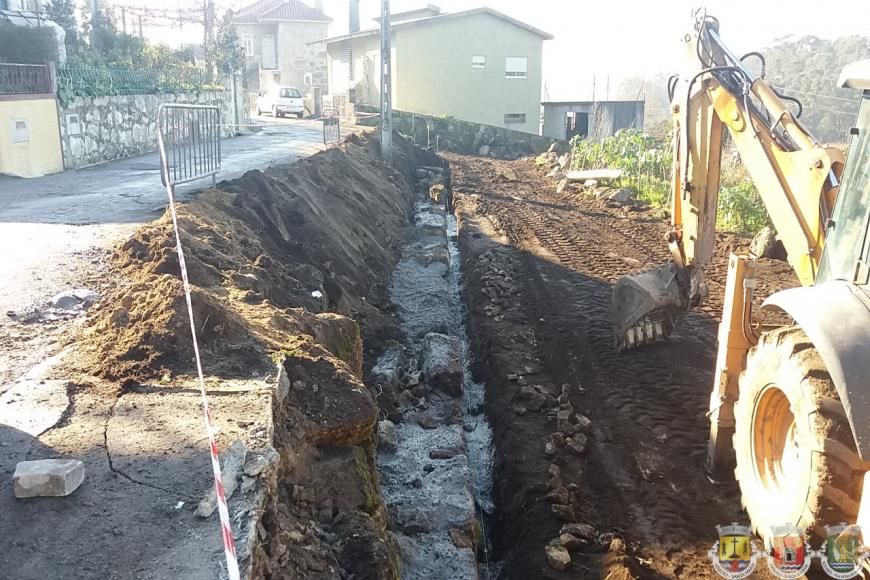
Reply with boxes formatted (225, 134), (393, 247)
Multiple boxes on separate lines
(57, 66), (219, 100)
(158, 104), (222, 187)
(322, 107), (341, 145)
(0, 63), (52, 95)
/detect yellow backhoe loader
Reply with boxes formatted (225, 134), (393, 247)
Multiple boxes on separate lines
(613, 10), (870, 544)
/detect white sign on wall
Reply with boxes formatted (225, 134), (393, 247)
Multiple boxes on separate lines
(11, 119), (30, 144)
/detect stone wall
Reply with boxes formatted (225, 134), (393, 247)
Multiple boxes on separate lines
(58, 90), (238, 169)
(357, 107), (559, 160)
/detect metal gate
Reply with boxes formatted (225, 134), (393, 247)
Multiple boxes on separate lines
(157, 104), (222, 187)
(322, 107), (340, 146)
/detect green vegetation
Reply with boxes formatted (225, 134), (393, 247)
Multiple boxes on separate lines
(570, 130), (671, 207)
(571, 130), (771, 234)
(0, 21), (59, 64)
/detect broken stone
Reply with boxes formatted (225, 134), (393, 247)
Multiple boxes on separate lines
(519, 385), (538, 400)
(560, 533), (588, 551)
(429, 446), (462, 460)
(514, 406), (528, 416)
(13, 459), (85, 498)
(561, 523), (597, 542)
(418, 414), (438, 430)
(556, 178), (569, 194)
(50, 288), (100, 311)
(422, 333), (463, 397)
(574, 413), (592, 434)
(557, 153), (572, 170)
(378, 420), (398, 451)
(478, 145), (491, 156)
(243, 448), (279, 477)
(196, 440), (246, 518)
(750, 225), (777, 258)
(240, 475), (257, 495)
(607, 188), (635, 204)
(551, 503), (576, 522)
(566, 434), (588, 456)
(545, 544), (571, 571)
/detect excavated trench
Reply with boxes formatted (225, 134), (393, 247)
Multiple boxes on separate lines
(370, 164), (499, 579)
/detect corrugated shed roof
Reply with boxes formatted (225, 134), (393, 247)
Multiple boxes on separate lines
(235, 0), (331, 24)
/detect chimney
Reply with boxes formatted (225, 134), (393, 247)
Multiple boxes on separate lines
(349, 0), (360, 32)
(314, 0), (323, 13)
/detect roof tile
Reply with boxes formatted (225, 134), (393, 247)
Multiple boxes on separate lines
(235, 0), (330, 23)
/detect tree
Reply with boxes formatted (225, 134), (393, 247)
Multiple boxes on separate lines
(45, 0), (78, 47)
(211, 10), (243, 75)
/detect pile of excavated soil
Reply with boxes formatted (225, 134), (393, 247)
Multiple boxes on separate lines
(56, 132), (442, 579)
(448, 153), (794, 579)
(73, 134), (431, 383)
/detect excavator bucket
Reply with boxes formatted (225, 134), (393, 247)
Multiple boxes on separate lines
(612, 262), (686, 350)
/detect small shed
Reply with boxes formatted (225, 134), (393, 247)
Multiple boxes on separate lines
(542, 100), (644, 141)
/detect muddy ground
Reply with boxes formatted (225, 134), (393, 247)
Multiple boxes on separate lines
(448, 153), (796, 579)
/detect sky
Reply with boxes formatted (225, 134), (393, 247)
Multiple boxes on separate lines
(314, 0), (870, 101)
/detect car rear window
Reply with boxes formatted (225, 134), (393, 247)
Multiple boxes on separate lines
(279, 88), (302, 98)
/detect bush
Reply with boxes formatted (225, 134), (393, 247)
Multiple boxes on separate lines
(570, 130), (770, 234)
(0, 21), (59, 64)
(570, 129), (672, 207)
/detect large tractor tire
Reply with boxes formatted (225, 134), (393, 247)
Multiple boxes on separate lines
(733, 326), (865, 543)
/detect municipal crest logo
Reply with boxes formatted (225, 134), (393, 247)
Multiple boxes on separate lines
(766, 524), (812, 578)
(709, 523), (758, 579)
(819, 523), (867, 579)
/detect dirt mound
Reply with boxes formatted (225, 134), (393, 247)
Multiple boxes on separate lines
(72, 134), (436, 383)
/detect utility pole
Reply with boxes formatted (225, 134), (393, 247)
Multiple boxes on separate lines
(380, 0), (392, 164)
(121, 7), (126, 34)
(89, 0), (98, 47)
(138, 14), (143, 38)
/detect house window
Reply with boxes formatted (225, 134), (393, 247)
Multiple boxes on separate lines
(344, 41), (354, 82)
(241, 34), (254, 57)
(504, 113), (526, 124)
(505, 57), (528, 78)
(472, 55), (486, 69)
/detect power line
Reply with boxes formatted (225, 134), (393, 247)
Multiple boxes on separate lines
(773, 86), (861, 104)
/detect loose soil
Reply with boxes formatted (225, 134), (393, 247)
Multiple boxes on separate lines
(447, 152), (797, 579)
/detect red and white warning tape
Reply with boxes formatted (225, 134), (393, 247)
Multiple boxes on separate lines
(156, 130), (241, 580)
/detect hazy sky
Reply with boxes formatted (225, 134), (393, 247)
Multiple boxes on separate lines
(309, 0), (870, 100)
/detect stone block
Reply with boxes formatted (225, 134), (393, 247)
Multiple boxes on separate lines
(422, 333), (463, 397)
(14, 459), (85, 498)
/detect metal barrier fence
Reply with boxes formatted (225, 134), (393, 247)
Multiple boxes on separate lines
(0, 63), (52, 95)
(322, 107), (340, 145)
(157, 104), (222, 187)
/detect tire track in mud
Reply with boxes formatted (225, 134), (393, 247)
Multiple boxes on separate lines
(452, 156), (755, 578)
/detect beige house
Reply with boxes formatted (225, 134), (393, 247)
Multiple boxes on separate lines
(234, 0), (330, 92)
(318, 6), (552, 135)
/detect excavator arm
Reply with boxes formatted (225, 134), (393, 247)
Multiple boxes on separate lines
(612, 11), (844, 350)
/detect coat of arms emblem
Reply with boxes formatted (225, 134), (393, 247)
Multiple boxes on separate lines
(819, 523), (866, 579)
(709, 523), (757, 579)
(766, 524), (812, 578)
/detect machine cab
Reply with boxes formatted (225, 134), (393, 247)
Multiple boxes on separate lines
(816, 64), (870, 286)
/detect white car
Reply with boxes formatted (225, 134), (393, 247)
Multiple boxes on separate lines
(256, 86), (305, 118)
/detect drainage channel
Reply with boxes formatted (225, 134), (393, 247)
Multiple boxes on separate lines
(372, 165), (498, 579)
